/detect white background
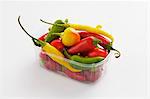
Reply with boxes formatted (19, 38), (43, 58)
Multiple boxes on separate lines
(0, 1), (148, 98)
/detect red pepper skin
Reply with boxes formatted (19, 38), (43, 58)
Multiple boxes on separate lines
(79, 32), (121, 58)
(79, 31), (110, 45)
(50, 39), (64, 51)
(68, 36), (100, 54)
(87, 48), (108, 58)
(38, 33), (48, 41)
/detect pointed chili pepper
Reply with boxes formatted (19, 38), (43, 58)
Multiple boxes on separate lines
(71, 55), (104, 64)
(79, 31), (110, 45)
(78, 31), (120, 58)
(68, 36), (100, 54)
(63, 49), (104, 70)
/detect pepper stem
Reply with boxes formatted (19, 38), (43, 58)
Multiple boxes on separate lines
(40, 19), (55, 25)
(104, 44), (120, 58)
(51, 33), (62, 36)
(93, 37), (101, 46)
(110, 47), (121, 58)
(63, 49), (72, 59)
(40, 19), (70, 28)
(18, 16), (45, 47)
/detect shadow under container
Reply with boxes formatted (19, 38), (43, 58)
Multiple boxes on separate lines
(38, 49), (111, 82)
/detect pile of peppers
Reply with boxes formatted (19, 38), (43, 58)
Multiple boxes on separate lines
(18, 16), (120, 73)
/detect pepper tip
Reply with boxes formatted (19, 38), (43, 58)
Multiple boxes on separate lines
(114, 50), (121, 58)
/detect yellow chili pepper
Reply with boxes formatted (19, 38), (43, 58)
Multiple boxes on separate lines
(18, 16), (81, 72)
(40, 19), (114, 42)
(68, 24), (114, 42)
(42, 43), (81, 72)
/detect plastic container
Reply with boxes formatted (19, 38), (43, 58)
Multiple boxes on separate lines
(37, 48), (111, 82)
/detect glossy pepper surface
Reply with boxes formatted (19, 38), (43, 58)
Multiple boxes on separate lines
(78, 31), (120, 58)
(79, 31), (110, 45)
(68, 36), (100, 54)
(50, 39), (64, 51)
(69, 24), (114, 42)
(71, 55), (104, 64)
(63, 49), (104, 70)
(87, 48), (108, 58)
(52, 27), (80, 47)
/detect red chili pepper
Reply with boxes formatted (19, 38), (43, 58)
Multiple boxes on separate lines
(79, 31), (121, 58)
(87, 48), (108, 58)
(68, 36), (100, 54)
(79, 31), (110, 45)
(38, 33), (48, 41)
(50, 39), (64, 51)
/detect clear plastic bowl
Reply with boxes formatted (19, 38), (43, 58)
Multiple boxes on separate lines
(37, 48), (111, 82)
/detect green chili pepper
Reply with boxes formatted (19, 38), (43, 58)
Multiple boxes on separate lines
(43, 19), (66, 42)
(63, 49), (104, 70)
(63, 49), (104, 64)
(71, 55), (104, 64)
(67, 59), (97, 70)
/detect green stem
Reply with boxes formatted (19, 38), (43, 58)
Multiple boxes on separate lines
(111, 47), (121, 58)
(63, 49), (71, 59)
(18, 16), (45, 47)
(93, 37), (101, 46)
(40, 19), (55, 25)
(104, 44), (120, 58)
(40, 19), (68, 27)
(52, 33), (62, 36)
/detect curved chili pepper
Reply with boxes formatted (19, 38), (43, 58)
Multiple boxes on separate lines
(79, 31), (110, 45)
(68, 36), (100, 54)
(63, 49), (104, 70)
(18, 16), (81, 72)
(40, 19), (114, 42)
(71, 55), (104, 64)
(78, 31), (120, 58)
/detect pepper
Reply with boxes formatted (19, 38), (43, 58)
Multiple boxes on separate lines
(50, 39), (64, 51)
(87, 48), (108, 58)
(68, 36), (100, 54)
(64, 49), (104, 63)
(40, 19), (114, 42)
(78, 31), (120, 58)
(63, 49), (104, 70)
(44, 19), (66, 42)
(71, 55), (104, 64)
(52, 27), (80, 47)
(40, 19), (120, 58)
(79, 31), (110, 45)
(18, 16), (81, 72)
